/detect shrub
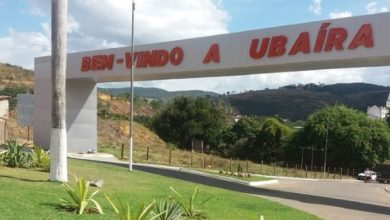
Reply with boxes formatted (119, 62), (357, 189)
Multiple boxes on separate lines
(31, 146), (50, 172)
(169, 187), (212, 220)
(152, 200), (182, 220)
(1, 140), (32, 168)
(60, 176), (103, 215)
(105, 194), (161, 220)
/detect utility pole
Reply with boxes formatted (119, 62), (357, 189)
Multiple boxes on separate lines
(300, 147), (304, 170)
(128, 0), (135, 171)
(310, 146), (314, 171)
(323, 118), (329, 175)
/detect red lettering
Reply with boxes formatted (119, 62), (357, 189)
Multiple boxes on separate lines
(203, 44), (220, 64)
(348, 24), (374, 49)
(289, 32), (310, 55)
(91, 55), (101, 71)
(141, 51), (154, 68)
(324, 28), (347, 51)
(249, 38), (269, 59)
(89, 54), (115, 71)
(268, 35), (287, 57)
(314, 23), (330, 53)
(102, 54), (114, 70)
(136, 52), (143, 68)
(81, 56), (91, 72)
(125, 52), (140, 68)
(125, 52), (133, 68)
(170, 47), (184, 65)
(154, 50), (169, 67)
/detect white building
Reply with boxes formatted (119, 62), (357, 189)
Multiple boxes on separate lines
(0, 96), (9, 143)
(0, 96), (9, 118)
(367, 93), (390, 119)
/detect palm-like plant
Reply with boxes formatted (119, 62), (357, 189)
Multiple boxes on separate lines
(31, 145), (50, 171)
(169, 187), (213, 220)
(105, 194), (162, 220)
(2, 140), (32, 168)
(60, 177), (103, 214)
(152, 199), (182, 220)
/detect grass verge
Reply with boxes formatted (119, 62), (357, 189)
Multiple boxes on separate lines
(188, 168), (274, 182)
(0, 159), (319, 220)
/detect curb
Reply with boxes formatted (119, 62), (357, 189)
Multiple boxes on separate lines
(68, 154), (279, 187)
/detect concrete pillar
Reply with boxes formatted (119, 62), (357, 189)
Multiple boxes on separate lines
(33, 58), (97, 153)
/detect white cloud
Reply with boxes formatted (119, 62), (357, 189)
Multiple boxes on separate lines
(26, 0), (229, 52)
(3, 0), (390, 93)
(0, 0), (229, 69)
(329, 11), (352, 19)
(309, 0), (321, 15)
(0, 28), (50, 68)
(365, 1), (388, 14)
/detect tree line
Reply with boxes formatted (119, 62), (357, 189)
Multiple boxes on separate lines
(151, 96), (390, 169)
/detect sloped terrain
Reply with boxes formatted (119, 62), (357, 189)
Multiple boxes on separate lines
(226, 83), (390, 121)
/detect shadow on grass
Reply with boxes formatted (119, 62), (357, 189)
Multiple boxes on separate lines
(41, 202), (66, 212)
(41, 202), (104, 215)
(77, 159), (390, 216)
(0, 174), (49, 183)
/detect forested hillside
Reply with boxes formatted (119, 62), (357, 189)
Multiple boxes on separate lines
(99, 87), (219, 102)
(226, 83), (390, 121)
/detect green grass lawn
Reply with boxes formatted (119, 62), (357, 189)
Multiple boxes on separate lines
(0, 159), (319, 220)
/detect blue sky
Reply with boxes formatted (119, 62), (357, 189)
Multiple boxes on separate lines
(1, 0), (390, 93)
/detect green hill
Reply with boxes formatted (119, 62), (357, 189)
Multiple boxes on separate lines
(99, 87), (219, 102)
(0, 63), (33, 89)
(226, 83), (390, 121)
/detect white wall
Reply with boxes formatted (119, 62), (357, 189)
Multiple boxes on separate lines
(0, 100), (9, 118)
(33, 59), (97, 152)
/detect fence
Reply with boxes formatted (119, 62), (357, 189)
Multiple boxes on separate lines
(104, 144), (356, 180)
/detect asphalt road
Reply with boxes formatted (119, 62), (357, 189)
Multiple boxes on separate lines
(258, 179), (390, 220)
(70, 156), (390, 220)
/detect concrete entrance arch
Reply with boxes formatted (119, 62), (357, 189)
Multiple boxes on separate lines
(34, 13), (390, 152)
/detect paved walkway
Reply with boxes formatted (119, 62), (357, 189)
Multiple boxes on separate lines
(69, 153), (390, 220)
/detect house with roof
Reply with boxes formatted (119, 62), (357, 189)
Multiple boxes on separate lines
(367, 93), (390, 119)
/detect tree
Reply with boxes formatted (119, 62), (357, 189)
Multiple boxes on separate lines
(385, 107), (390, 128)
(250, 118), (293, 163)
(227, 117), (263, 159)
(152, 97), (228, 150)
(288, 105), (390, 168)
(231, 117), (262, 139)
(49, 0), (68, 182)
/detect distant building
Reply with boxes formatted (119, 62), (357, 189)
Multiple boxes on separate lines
(0, 96), (9, 143)
(0, 96), (9, 118)
(367, 93), (390, 119)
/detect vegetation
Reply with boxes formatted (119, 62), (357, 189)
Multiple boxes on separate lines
(0, 85), (33, 110)
(152, 200), (182, 220)
(0, 159), (318, 219)
(3, 62), (390, 171)
(99, 87), (218, 103)
(169, 187), (212, 220)
(1, 140), (32, 168)
(0, 63), (33, 90)
(31, 145), (50, 171)
(216, 117), (293, 163)
(105, 195), (159, 220)
(287, 105), (390, 168)
(152, 97), (229, 150)
(60, 176), (103, 214)
(226, 82), (390, 121)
